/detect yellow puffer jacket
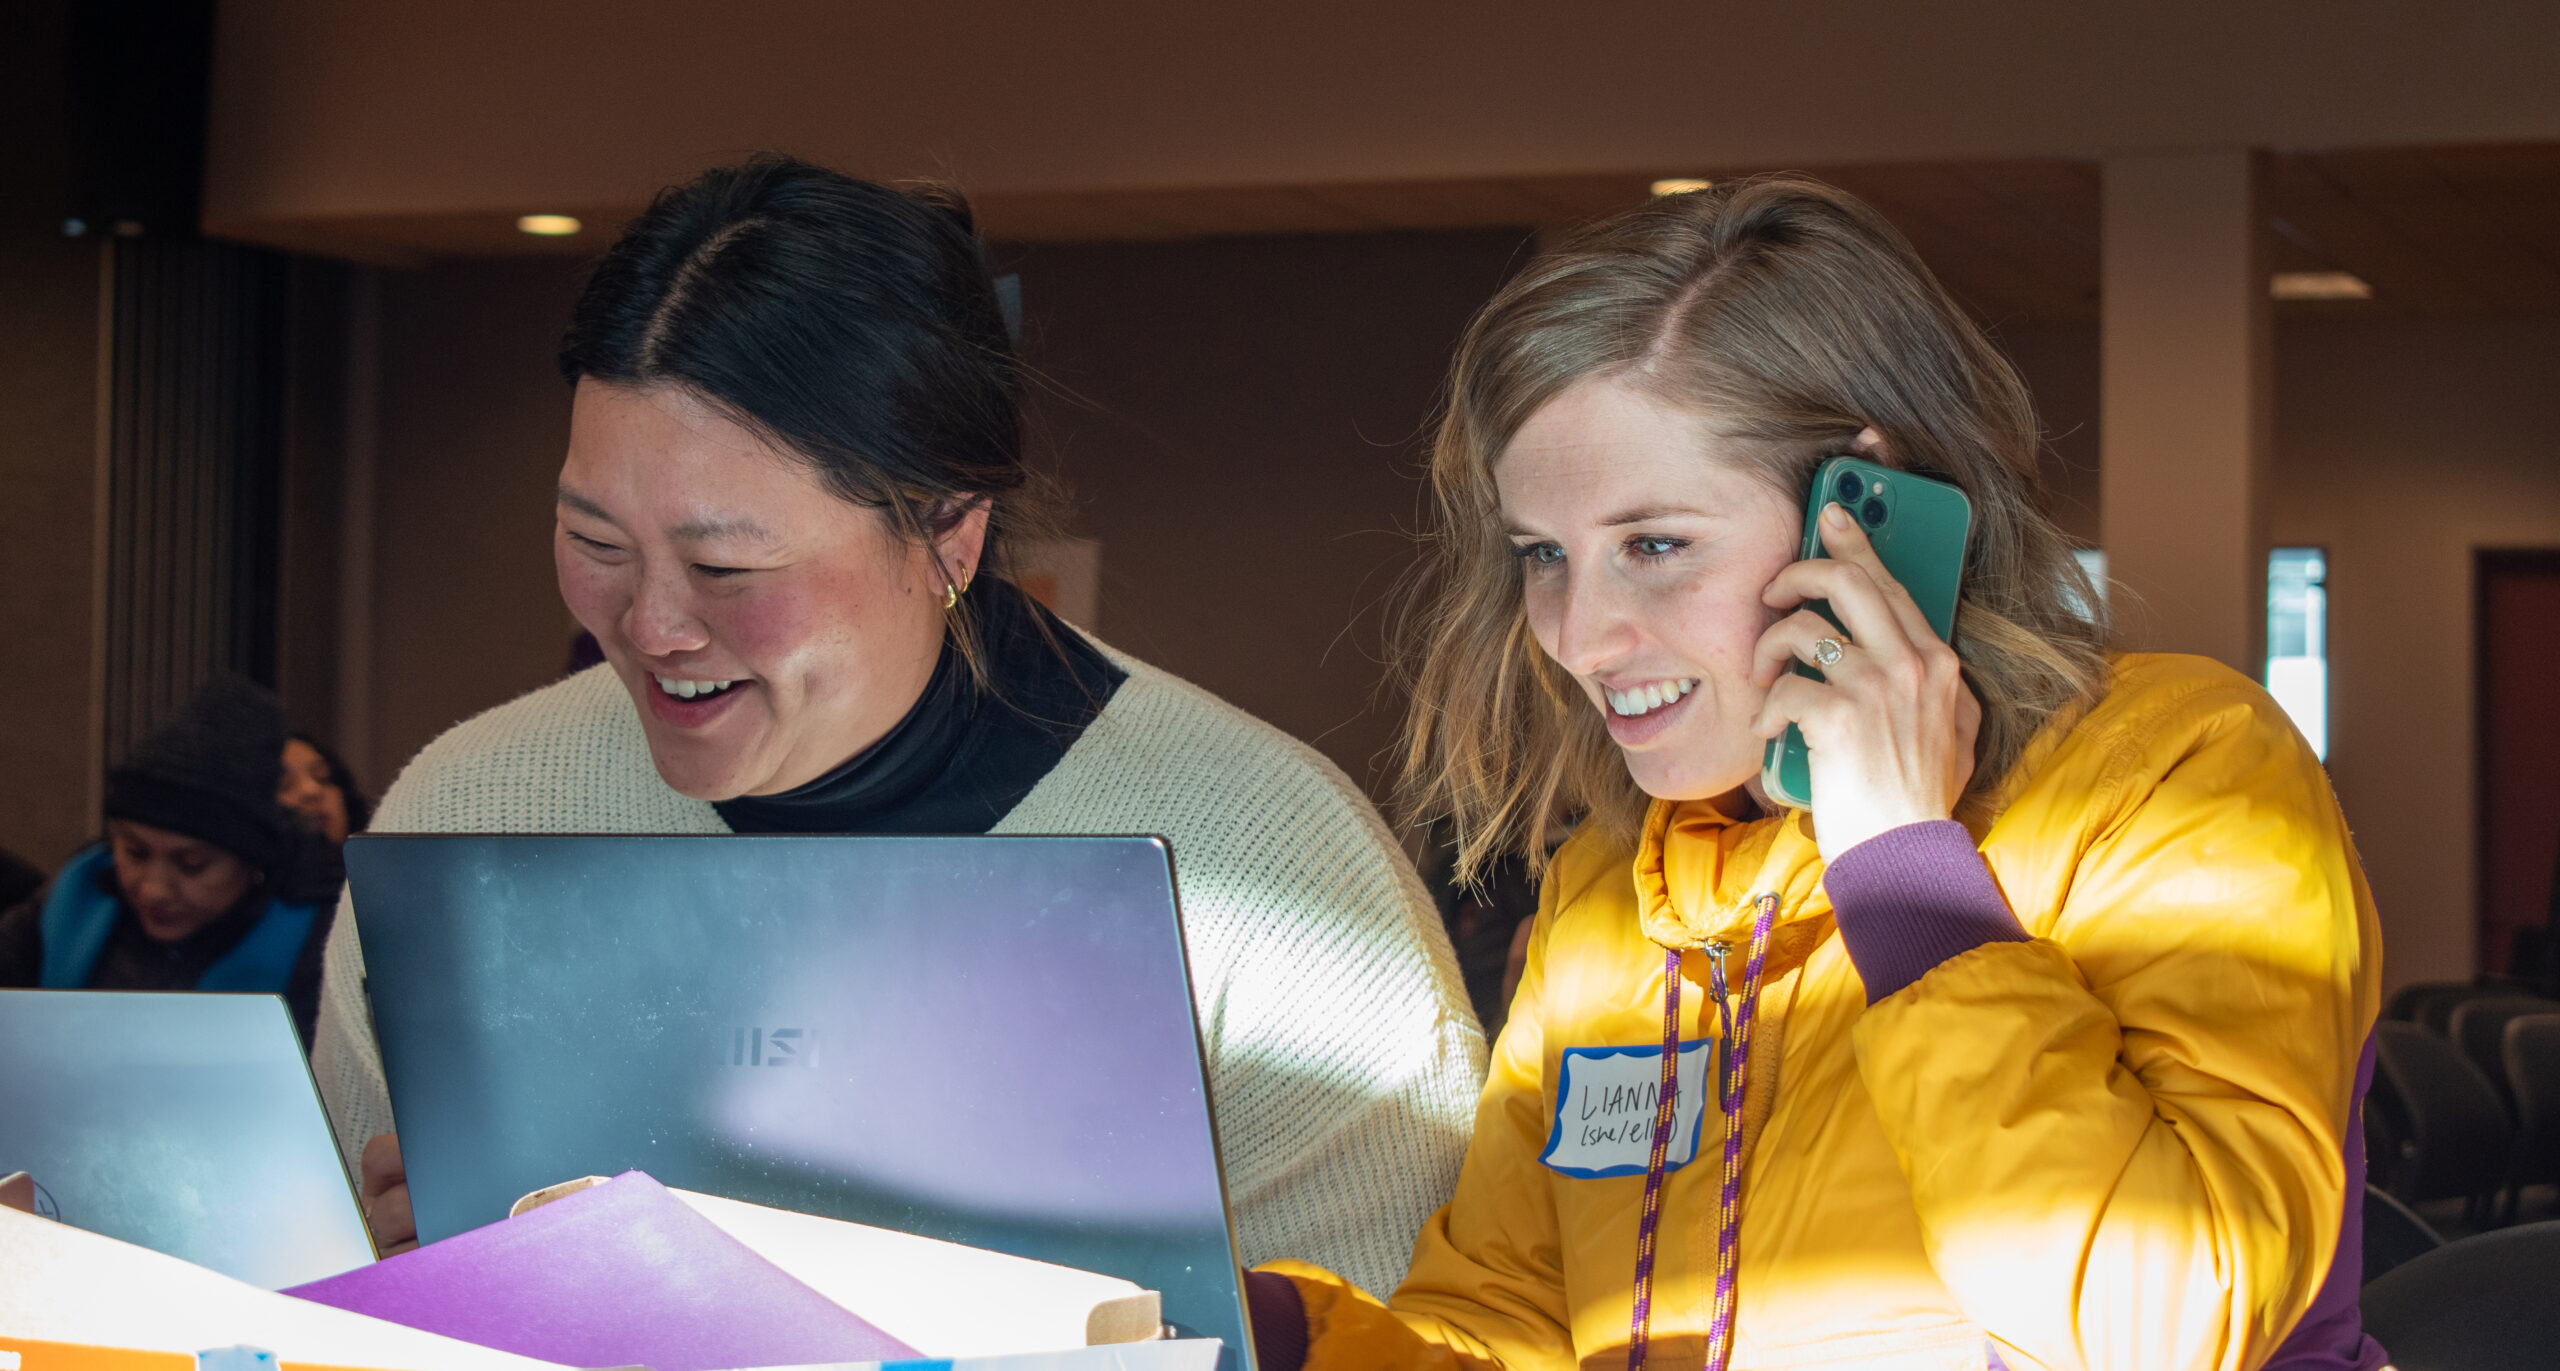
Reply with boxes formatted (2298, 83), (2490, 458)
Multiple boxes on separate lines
(1266, 655), (2381, 1371)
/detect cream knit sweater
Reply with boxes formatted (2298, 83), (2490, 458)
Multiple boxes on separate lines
(313, 654), (1486, 1299)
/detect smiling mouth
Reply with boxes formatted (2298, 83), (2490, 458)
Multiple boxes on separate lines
(652, 674), (742, 701)
(1603, 678), (1698, 717)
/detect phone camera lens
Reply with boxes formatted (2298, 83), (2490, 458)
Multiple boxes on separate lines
(1860, 496), (1889, 527)
(1835, 472), (1864, 503)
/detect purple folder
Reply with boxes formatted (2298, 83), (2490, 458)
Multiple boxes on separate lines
(286, 1171), (921, 1371)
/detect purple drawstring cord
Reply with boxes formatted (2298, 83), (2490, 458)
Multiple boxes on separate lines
(1623, 945), (1684, 1371)
(1624, 892), (1780, 1371)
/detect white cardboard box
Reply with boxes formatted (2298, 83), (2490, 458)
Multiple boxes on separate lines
(0, 1201), (1225, 1371)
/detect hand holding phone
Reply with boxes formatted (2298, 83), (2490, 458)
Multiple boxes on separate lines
(1753, 457), (1979, 859)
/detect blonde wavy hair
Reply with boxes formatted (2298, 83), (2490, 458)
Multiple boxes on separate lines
(1397, 176), (2111, 882)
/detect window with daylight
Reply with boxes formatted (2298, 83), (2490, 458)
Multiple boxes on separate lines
(2067, 548), (2108, 622)
(2265, 548), (2328, 759)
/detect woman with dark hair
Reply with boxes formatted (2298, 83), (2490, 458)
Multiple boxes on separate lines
(313, 156), (1484, 1284)
(0, 675), (340, 1046)
(1244, 178), (2382, 1370)
(280, 732), (372, 846)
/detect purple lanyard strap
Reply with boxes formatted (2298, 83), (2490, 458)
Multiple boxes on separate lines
(1625, 891), (1779, 1371)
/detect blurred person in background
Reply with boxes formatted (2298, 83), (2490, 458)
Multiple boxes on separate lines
(276, 731), (373, 908)
(280, 732), (373, 847)
(0, 675), (340, 1046)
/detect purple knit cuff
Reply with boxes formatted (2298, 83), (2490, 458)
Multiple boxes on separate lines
(1243, 1269), (1310, 1371)
(1824, 820), (2028, 1005)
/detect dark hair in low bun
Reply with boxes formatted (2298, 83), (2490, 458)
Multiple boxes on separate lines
(559, 153), (1057, 683)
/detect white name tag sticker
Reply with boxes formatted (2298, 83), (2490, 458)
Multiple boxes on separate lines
(1541, 1040), (1715, 1179)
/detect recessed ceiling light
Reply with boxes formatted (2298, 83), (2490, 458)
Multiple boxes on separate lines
(1650, 178), (1715, 197)
(2270, 270), (2371, 301)
(516, 214), (583, 237)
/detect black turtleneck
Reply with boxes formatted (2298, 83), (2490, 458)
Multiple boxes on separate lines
(713, 577), (1126, 836)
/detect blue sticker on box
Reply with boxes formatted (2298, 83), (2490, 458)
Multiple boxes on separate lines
(1540, 1039), (1714, 1179)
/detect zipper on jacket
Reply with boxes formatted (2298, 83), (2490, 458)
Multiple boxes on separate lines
(1707, 939), (1736, 1104)
(1705, 890), (1776, 1106)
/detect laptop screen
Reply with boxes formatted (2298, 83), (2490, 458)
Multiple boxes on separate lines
(349, 833), (1254, 1369)
(0, 990), (377, 1289)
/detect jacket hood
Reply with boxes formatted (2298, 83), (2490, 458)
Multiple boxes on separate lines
(1632, 793), (1834, 950)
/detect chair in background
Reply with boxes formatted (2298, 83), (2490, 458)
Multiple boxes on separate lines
(2358, 1220), (2560, 1371)
(2447, 993), (2560, 1113)
(2384, 979), (2473, 1024)
(2362, 1184), (2445, 1283)
(2370, 1021), (2513, 1219)
(2513, 923), (2559, 1000)
(2503, 1014), (2560, 1222)
(2415, 983), (2511, 1036)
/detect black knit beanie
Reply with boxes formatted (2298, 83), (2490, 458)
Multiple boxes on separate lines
(102, 673), (292, 870)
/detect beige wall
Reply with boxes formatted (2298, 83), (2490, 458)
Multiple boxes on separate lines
(355, 260), (588, 788)
(2271, 318), (2560, 991)
(1997, 322), (2103, 547)
(1008, 230), (1529, 796)
(2099, 151), (2272, 672)
(1981, 316), (2560, 993)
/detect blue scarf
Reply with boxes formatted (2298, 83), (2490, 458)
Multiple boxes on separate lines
(38, 843), (320, 993)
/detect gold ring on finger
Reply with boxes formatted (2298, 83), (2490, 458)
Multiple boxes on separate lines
(1811, 636), (1846, 668)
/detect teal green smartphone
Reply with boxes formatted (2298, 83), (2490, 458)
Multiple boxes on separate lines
(1758, 456), (1973, 809)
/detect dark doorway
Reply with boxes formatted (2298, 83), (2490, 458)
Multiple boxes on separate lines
(2476, 550), (2560, 980)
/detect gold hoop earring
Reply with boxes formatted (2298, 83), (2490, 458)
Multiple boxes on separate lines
(942, 582), (958, 610)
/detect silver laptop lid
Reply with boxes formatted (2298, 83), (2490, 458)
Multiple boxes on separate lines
(348, 833), (1254, 1370)
(0, 989), (376, 1288)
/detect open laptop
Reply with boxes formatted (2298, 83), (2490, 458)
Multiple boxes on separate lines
(347, 833), (1255, 1371)
(0, 989), (378, 1289)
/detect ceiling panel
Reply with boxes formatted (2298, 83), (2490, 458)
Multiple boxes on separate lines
(231, 143), (2560, 320)
(994, 145), (2560, 322)
(1816, 162), (2100, 323)
(2275, 145), (2560, 315)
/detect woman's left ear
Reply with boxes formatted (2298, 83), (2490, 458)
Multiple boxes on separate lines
(1851, 426), (1894, 461)
(930, 496), (994, 586)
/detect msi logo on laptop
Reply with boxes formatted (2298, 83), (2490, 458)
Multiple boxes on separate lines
(722, 1026), (819, 1067)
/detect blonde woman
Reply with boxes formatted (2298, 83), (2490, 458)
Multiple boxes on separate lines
(1242, 179), (2383, 1371)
